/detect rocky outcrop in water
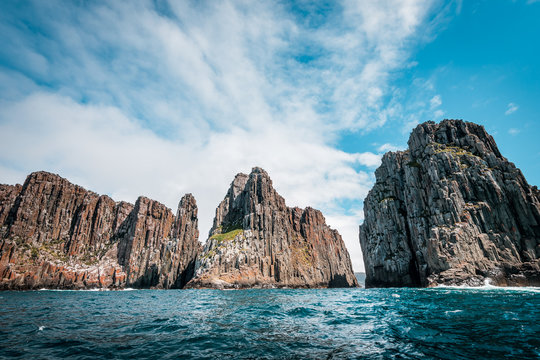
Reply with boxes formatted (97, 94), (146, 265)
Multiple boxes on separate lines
(0, 171), (200, 289)
(187, 167), (358, 289)
(360, 120), (540, 287)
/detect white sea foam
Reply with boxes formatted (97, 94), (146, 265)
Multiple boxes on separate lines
(435, 279), (540, 293)
(391, 293), (400, 298)
(36, 287), (144, 291)
(38, 326), (45, 331)
(37, 288), (110, 292)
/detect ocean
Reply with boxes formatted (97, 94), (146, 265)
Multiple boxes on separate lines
(0, 286), (538, 359)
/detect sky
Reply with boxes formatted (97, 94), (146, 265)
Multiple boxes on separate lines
(0, 0), (539, 272)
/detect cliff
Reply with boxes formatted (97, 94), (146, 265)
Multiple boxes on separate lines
(0, 171), (200, 290)
(186, 167), (358, 289)
(360, 120), (540, 287)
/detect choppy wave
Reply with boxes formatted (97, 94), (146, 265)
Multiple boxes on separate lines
(1, 287), (539, 359)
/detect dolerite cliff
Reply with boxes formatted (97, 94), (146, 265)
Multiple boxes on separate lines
(0, 171), (200, 290)
(186, 167), (358, 289)
(360, 120), (540, 287)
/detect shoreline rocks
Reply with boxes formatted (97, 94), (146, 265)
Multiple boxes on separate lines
(359, 120), (540, 288)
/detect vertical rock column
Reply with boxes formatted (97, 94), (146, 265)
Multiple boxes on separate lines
(187, 167), (358, 289)
(0, 171), (200, 289)
(360, 120), (540, 287)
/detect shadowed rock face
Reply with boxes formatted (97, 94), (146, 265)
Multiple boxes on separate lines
(360, 120), (540, 288)
(186, 167), (358, 289)
(0, 172), (200, 290)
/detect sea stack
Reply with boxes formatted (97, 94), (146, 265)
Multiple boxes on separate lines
(0, 171), (200, 289)
(360, 120), (540, 287)
(187, 167), (358, 289)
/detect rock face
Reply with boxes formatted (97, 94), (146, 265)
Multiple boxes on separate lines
(360, 120), (540, 287)
(187, 167), (358, 289)
(0, 171), (200, 290)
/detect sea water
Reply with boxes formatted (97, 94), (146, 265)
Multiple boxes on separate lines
(0, 286), (538, 359)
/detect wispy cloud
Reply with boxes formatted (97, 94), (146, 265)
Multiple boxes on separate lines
(505, 102), (519, 115)
(430, 95), (442, 108)
(508, 128), (520, 135)
(429, 94), (444, 120)
(354, 153), (382, 168)
(392, 76), (448, 134)
(377, 143), (403, 153)
(0, 1), (446, 271)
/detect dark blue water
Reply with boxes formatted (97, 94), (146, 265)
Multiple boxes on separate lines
(1, 287), (539, 359)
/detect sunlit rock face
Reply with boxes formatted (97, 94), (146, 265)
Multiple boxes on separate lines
(360, 120), (540, 288)
(0, 171), (200, 290)
(187, 167), (358, 289)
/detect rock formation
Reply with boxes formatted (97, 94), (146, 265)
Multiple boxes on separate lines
(187, 167), (358, 289)
(360, 120), (540, 287)
(0, 171), (199, 290)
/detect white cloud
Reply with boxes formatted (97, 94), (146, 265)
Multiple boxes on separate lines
(325, 209), (365, 274)
(377, 143), (403, 153)
(393, 76), (451, 134)
(0, 1), (446, 271)
(505, 102), (519, 115)
(354, 152), (382, 168)
(429, 94), (444, 119)
(434, 109), (445, 118)
(324, 0), (438, 131)
(508, 128), (520, 135)
(430, 94), (442, 109)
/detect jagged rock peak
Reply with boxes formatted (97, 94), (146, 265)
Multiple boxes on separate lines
(0, 171), (200, 290)
(179, 193), (196, 207)
(407, 119), (503, 159)
(250, 166), (269, 176)
(210, 167), (286, 238)
(26, 170), (70, 182)
(187, 167), (358, 289)
(360, 119), (540, 288)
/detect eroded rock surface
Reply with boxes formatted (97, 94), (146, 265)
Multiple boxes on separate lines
(0, 171), (199, 289)
(187, 167), (358, 289)
(360, 120), (540, 287)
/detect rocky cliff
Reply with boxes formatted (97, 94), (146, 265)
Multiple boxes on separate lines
(187, 167), (358, 289)
(359, 120), (540, 287)
(0, 171), (200, 290)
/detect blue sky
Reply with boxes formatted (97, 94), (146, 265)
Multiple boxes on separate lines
(0, 0), (538, 271)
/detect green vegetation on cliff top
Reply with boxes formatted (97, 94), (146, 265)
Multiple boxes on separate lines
(210, 229), (244, 243)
